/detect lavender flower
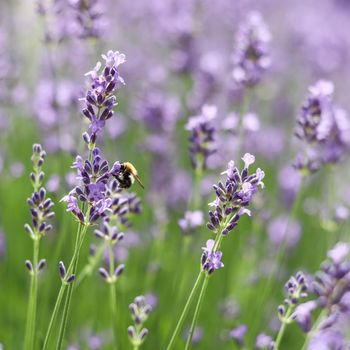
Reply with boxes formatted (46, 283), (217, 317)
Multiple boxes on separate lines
(308, 328), (347, 350)
(229, 324), (247, 347)
(183, 326), (203, 345)
(295, 80), (335, 144)
(82, 50), (125, 145)
(178, 210), (204, 235)
(185, 105), (217, 171)
(274, 272), (308, 348)
(201, 239), (224, 274)
(292, 300), (317, 332)
(37, 0), (107, 42)
(128, 296), (152, 347)
(255, 333), (274, 349)
(207, 154), (264, 236)
(313, 242), (350, 310)
(199, 154), (264, 275)
(295, 80), (350, 173)
(232, 12), (271, 88)
(25, 144), (54, 241)
(61, 148), (122, 224)
(267, 215), (302, 250)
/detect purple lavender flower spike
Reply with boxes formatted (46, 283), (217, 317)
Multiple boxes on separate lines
(185, 105), (217, 170)
(295, 80), (350, 173)
(208, 153), (264, 236)
(255, 333), (274, 349)
(82, 50), (125, 145)
(229, 324), (247, 347)
(291, 300), (317, 332)
(178, 210), (204, 235)
(296, 80), (335, 144)
(201, 239), (224, 274)
(25, 144), (54, 244)
(232, 12), (271, 88)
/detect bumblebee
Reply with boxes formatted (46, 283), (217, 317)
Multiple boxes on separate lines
(115, 162), (144, 189)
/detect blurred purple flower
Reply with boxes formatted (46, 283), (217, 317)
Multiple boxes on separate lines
(178, 210), (204, 234)
(292, 300), (317, 332)
(308, 328), (346, 350)
(267, 215), (302, 249)
(327, 242), (349, 265)
(183, 326), (203, 345)
(255, 333), (274, 349)
(229, 324), (247, 346)
(232, 12), (271, 88)
(185, 105), (217, 170)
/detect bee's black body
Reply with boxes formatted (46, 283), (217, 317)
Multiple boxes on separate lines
(115, 164), (133, 188)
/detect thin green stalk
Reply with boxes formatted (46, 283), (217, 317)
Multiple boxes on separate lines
(190, 160), (203, 210)
(56, 223), (89, 350)
(274, 303), (295, 350)
(184, 219), (228, 350)
(237, 88), (252, 155)
(24, 236), (40, 350)
(109, 241), (118, 350)
(166, 271), (204, 350)
(185, 274), (210, 350)
(75, 240), (107, 288)
(42, 221), (85, 350)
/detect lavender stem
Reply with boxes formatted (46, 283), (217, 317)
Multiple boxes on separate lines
(55, 222), (89, 350)
(109, 240), (119, 350)
(166, 271), (205, 350)
(185, 274), (210, 350)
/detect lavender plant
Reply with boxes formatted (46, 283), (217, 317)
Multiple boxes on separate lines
(185, 104), (217, 209)
(24, 144), (54, 350)
(42, 50), (126, 350)
(232, 11), (271, 89)
(128, 296), (152, 350)
(274, 271), (308, 349)
(167, 153), (264, 349)
(301, 242), (350, 349)
(295, 80), (350, 173)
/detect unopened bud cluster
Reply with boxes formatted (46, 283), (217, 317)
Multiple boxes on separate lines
(25, 259), (46, 275)
(24, 144), (54, 274)
(58, 261), (75, 284)
(278, 272), (308, 322)
(97, 220), (125, 283)
(127, 296), (152, 347)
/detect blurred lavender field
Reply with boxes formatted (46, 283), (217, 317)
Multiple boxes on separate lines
(1, 0), (350, 349)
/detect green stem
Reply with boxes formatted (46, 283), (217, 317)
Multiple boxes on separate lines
(190, 161), (203, 210)
(274, 304), (295, 350)
(237, 88), (251, 156)
(42, 221), (86, 350)
(74, 240), (107, 288)
(24, 236), (40, 350)
(166, 271), (204, 350)
(185, 274), (210, 350)
(109, 242), (118, 350)
(55, 223), (89, 350)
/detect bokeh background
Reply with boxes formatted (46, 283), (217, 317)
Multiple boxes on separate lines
(1, 0), (350, 349)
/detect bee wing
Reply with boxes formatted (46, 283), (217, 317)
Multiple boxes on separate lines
(134, 174), (145, 189)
